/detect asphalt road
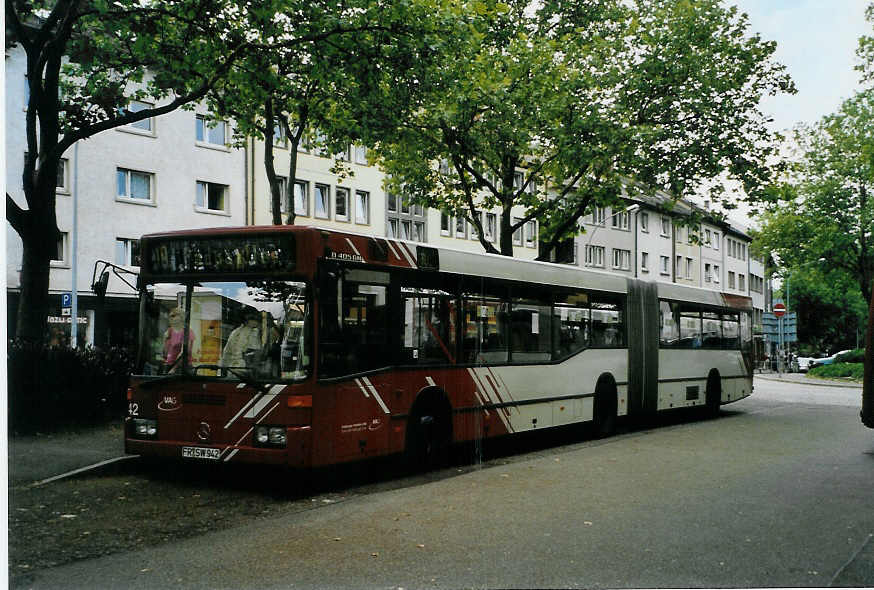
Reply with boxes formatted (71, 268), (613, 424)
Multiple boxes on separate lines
(19, 376), (874, 589)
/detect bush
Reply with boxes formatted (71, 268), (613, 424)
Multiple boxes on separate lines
(808, 362), (864, 380)
(835, 349), (865, 364)
(7, 342), (133, 434)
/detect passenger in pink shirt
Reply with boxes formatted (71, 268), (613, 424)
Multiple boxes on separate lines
(163, 307), (194, 373)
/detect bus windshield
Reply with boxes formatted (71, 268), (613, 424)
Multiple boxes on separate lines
(138, 280), (310, 380)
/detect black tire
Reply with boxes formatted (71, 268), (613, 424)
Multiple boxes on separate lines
(705, 371), (721, 417)
(592, 385), (618, 438)
(406, 401), (452, 471)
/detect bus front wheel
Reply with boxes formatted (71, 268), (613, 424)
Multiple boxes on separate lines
(705, 370), (721, 417)
(592, 379), (618, 438)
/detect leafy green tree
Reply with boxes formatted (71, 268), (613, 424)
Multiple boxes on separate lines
(756, 89), (874, 304)
(367, 0), (793, 259)
(774, 268), (867, 353)
(5, 0), (422, 343)
(207, 1), (431, 225)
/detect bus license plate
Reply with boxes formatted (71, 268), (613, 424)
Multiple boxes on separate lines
(182, 446), (220, 460)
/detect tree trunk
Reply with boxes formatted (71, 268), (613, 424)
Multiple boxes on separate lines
(498, 203), (514, 256)
(16, 223), (54, 344)
(262, 100), (282, 225)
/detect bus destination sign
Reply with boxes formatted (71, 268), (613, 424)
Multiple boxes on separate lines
(143, 234), (295, 277)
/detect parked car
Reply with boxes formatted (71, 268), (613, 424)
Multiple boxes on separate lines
(795, 356), (815, 372)
(809, 350), (852, 370)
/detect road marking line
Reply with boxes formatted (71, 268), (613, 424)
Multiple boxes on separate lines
(31, 455), (138, 487)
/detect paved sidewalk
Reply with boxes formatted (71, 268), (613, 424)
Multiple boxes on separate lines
(755, 371), (862, 389)
(8, 420), (128, 486)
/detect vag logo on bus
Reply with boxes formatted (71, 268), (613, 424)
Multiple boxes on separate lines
(157, 395), (181, 412)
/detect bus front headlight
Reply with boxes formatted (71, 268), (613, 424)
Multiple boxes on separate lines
(132, 418), (158, 439)
(254, 426), (287, 448)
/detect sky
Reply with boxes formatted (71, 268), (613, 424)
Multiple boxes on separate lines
(730, 0), (869, 132)
(704, 0), (870, 227)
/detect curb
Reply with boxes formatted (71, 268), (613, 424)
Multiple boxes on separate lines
(755, 374), (862, 389)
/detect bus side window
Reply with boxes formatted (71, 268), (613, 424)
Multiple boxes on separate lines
(658, 300), (679, 348)
(553, 290), (589, 360)
(401, 288), (457, 365)
(591, 295), (624, 348)
(462, 292), (509, 365)
(679, 306), (702, 348)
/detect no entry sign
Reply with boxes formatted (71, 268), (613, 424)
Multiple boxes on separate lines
(773, 302), (786, 317)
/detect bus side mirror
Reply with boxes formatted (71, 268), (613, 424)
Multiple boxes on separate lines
(92, 271), (110, 299)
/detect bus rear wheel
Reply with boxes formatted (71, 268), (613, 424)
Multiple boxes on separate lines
(406, 402), (452, 471)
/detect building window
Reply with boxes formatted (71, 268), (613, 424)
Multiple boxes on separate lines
(195, 114), (227, 146)
(314, 184), (330, 219)
(661, 217), (671, 237)
(387, 192), (398, 213)
(525, 220), (537, 247)
(512, 217), (522, 245)
(612, 248), (631, 270)
(51, 232), (68, 265)
(705, 229), (711, 245)
(739, 274), (746, 292)
(592, 208), (606, 226)
(413, 204), (424, 217)
(56, 157), (69, 192)
(400, 220), (411, 240)
(676, 255), (683, 278)
(196, 181), (228, 213)
(704, 263), (711, 282)
(116, 168), (153, 203)
(294, 181), (308, 216)
(401, 196), (410, 215)
(354, 145), (368, 165)
(611, 211), (629, 231)
(454, 216), (466, 239)
(273, 124), (287, 148)
(335, 187), (349, 221)
(387, 219), (399, 238)
(713, 265), (720, 283)
(660, 255), (670, 275)
(440, 213), (451, 236)
(640, 212), (649, 232)
(741, 244), (747, 261)
(641, 252), (649, 272)
(115, 237), (140, 266)
(585, 245), (605, 268)
(125, 100), (154, 133)
(414, 222), (425, 243)
(686, 257), (693, 279)
(713, 234), (720, 250)
(485, 213), (497, 242)
(355, 190), (369, 224)
(728, 271), (736, 289)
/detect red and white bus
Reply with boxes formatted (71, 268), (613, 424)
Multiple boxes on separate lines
(126, 225), (754, 468)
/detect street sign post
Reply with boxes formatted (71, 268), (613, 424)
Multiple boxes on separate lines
(61, 292), (72, 308)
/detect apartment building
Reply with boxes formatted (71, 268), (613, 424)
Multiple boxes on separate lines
(5, 46), (247, 347)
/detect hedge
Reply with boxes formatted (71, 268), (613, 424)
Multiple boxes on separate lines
(7, 342), (133, 434)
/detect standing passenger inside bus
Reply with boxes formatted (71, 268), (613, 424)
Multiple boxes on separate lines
(163, 307), (194, 373)
(221, 310), (264, 373)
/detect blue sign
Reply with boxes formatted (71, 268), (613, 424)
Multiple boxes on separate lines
(61, 292), (72, 308)
(762, 312), (797, 343)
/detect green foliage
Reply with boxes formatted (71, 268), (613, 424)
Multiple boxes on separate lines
(756, 87), (874, 309)
(770, 268), (867, 352)
(7, 342), (133, 434)
(366, 0), (794, 257)
(836, 349), (865, 363)
(808, 362), (864, 381)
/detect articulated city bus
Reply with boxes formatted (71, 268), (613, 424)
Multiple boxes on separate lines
(126, 226), (754, 468)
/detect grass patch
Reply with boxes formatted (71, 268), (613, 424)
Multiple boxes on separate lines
(808, 362), (863, 381)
